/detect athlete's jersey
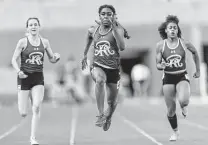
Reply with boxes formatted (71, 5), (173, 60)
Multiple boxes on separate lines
(20, 37), (45, 73)
(93, 26), (120, 69)
(162, 38), (186, 73)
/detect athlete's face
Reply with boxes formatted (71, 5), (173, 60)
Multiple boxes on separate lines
(165, 22), (178, 39)
(99, 8), (114, 26)
(27, 19), (40, 36)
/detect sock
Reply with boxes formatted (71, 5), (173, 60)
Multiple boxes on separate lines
(167, 114), (178, 131)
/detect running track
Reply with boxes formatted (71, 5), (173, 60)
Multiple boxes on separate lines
(1, 97), (208, 145)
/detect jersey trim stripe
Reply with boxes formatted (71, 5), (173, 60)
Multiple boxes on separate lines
(164, 69), (186, 74)
(94, 62), (116, 69)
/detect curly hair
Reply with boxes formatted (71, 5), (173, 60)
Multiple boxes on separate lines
(98, 4), (130, 39)
(158, 15), (181, 40)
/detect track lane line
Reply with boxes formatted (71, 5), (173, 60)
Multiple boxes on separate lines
(117, 113), (163, 145)
(180, 119), (208, 131)
(69, 105), (79, 145)
(0, 118), (27, 140)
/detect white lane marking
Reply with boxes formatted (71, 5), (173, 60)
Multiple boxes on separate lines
(69, 106), (79, 145)
(0, 118), (27, 140)
(181, 119), (208, 131)
(118, 114), (163, 145)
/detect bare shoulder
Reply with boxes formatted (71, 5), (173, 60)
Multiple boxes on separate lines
(41, 37), (49, 44)
(156, 40), (164, 52)
(156, 40), (164, 47)
(88, 25), (98, 35)
(115, 26), (125, 35)
(180, 38), (192, 48)
(180, 38), (187, 44)
(41, 37), (50, 48)
(17, 37), (27, 48)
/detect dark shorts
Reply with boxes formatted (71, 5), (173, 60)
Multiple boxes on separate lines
(162, 71), (190, 85)
(90, 63), (120, 84)
(17, 72), (44, 90)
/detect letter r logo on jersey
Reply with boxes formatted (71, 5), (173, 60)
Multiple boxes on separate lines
(94, 40), (115, 56)
(25, 52), (43, 65)
(165, 54), (183, 68)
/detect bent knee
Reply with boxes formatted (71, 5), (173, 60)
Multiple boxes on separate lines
(167, 108), (176, 117)
(32, 105), (40, 114)
(96, 77), (106, 85)
(19, 109), (27, 117)
(179, 100), (189, 108)
(107, 100), (117, 107)
(178, 95), (190, 105)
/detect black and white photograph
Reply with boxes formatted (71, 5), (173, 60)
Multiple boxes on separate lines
(0, 0), (208, 145)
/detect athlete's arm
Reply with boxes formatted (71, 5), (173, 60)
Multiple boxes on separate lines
(82, 27), (94, 70)
(44, 39), (60, 63)
(11, 38), (26, 73)
(184, 40), (200, 76)
(83, 27), (94, 57)
(156, 41), (165, 71)
(112, 24), (125, 51)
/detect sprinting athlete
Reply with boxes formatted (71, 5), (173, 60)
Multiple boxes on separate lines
(11, 17), (60, 145)
(156, 15), (200, 141)
(82, 4), (129, 131)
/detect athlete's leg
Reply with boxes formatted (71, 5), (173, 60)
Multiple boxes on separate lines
(18, 89), (30, 117)
(105, 83), (119, 119)
(91, 67), (106, 115)
(30, 85), (44, 142)
(91, 67), (107, 126)
(163, 84), (177, 117)
(163, 84), (179, 141)
(103, 83), (119, 131)
(176, 81), (190, 117)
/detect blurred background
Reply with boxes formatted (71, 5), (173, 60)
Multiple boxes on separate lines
(1, 0), (208, 105)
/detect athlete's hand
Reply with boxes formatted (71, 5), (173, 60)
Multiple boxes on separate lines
(193, 71), (200, 78)
(18, 71), (28, 79)
(82, 55), (88, 70)
(109, 16), (118, 28)
(161, 62), (166, 69)
(95, 20), (101, 25)
(157, 62), (166, 70)
(54, 53), (60, 62)
(51, 53), (60, 63)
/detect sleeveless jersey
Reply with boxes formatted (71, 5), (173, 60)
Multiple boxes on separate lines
(93, 26), (120, 69)
(20, 37), (45, 73)
(162, 38), (186, 73)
